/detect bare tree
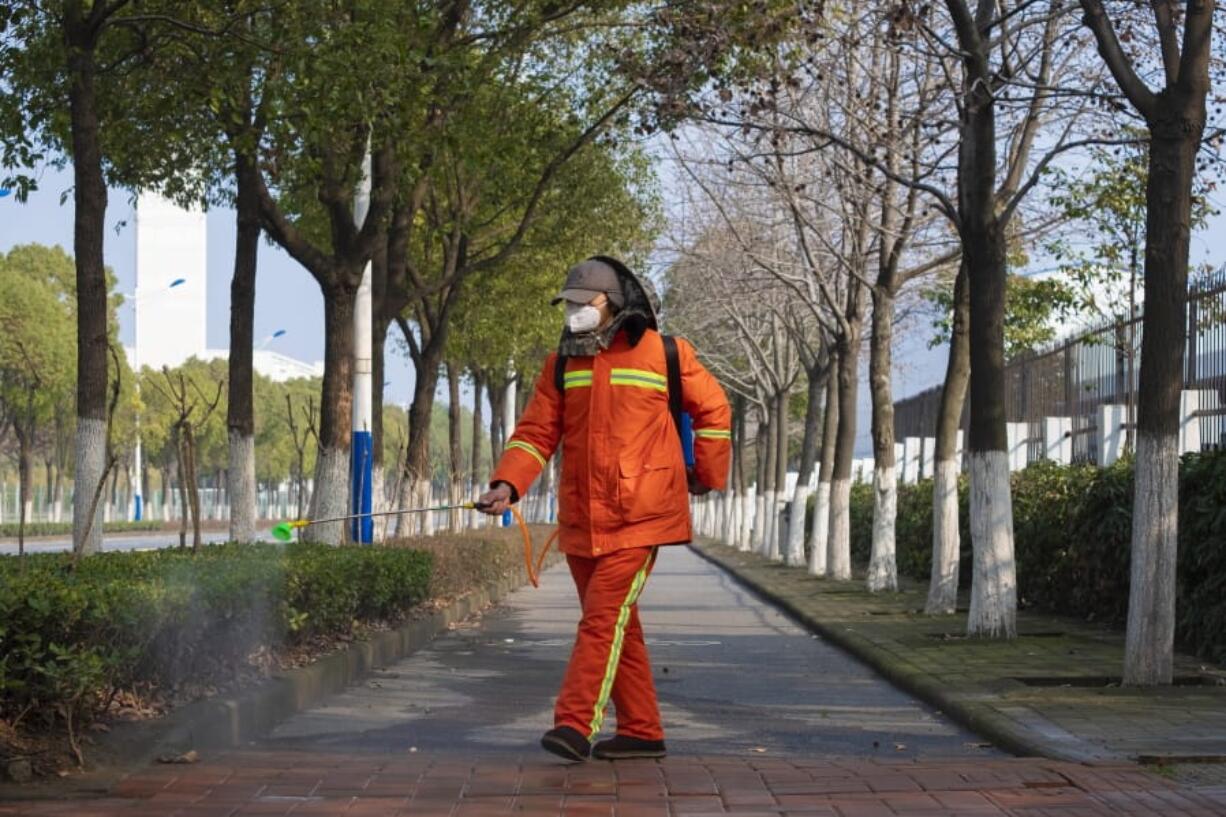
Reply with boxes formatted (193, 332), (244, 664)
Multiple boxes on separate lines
(150, 368), (224, 551)
(285, 393), (318, 528)
(1078, 0), (1219, 684)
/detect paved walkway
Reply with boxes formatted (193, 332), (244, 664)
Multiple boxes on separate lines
(3, 546), (1224, 815)
(692, 543), (1226, 781)
(258, 546), (993, 759)
(6, 750), (1225, 816)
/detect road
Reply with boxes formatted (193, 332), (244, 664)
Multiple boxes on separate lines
(0, 528), (250, 555)
(261, 545), (1000, 759)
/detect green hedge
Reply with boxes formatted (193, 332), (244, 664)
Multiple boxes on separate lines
(0, 520), (164, 538)
(843, 450), (1226, 666)
(0, 543), (431, 740)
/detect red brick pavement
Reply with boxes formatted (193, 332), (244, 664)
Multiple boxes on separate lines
(2, 752), (1224, 817)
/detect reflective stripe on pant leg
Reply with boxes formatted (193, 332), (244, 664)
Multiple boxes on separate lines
(586, 548), (656, 739)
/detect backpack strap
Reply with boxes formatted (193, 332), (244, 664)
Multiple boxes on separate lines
(556, 353), (568, 399)
(662, 335), (683, 436)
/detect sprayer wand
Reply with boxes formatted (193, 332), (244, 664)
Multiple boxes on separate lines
(271, 502), (491, 542)
(271, 501), (554, 588)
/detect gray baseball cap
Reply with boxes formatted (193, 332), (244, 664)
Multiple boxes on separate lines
(551, 259), (625, 308)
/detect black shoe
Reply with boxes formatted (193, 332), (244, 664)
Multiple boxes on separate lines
(592, 735), (667, 760)
(540, 726), (590, 762)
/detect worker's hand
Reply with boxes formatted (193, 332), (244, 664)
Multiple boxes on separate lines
(687, 467), (711, 496)
(477, 482), (513, 515)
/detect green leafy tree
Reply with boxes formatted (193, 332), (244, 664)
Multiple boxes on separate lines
(0, 2), (200, 554)
(925, 273), (1077, 359)
(0, 250), (75, 551)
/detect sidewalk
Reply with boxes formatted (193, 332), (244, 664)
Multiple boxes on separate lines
(4, 749), (1226, 816)
(692, 542), (1226, 781)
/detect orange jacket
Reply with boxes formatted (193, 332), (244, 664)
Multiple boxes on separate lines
(491, 329), (731, 558)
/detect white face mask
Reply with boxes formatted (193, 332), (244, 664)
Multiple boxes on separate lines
(565, 302), (603, 334)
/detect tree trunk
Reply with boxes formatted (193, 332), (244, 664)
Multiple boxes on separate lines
(762, 399), (778, 559)
(371, 315), (390, 538)
(487, 377), (508, 462)
(753, 417), (769, 554)
(44, 459), (54, 522)
(175, 432), (189, 548)
(867, 288), (898, 592)
(309, 279), (359, 545)
(810, 367), (838, 576)
(734, 396), (752, 550)
(183, 425), (203, 551)
(961, 62), (1017, 639)
(927, 262), (971, 614)
(17, 418), (33, 555)
(67, 22), (109, 556)
(395, 349), (442, 537)
(226, 153), (260, 543)
(1125, 102), (1204, 686)
(786, 370), (822, 565)
(829, 300), (863, 581)
(446, 360), (463, 531)
(772, 388), (789, 561)
(469, 370), (484, 529)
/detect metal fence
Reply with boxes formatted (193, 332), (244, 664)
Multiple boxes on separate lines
(895, 269), (1226, 465)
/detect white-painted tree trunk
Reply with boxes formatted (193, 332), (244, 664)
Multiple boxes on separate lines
(785, 483), (810, 566)
(867, 466), (898, 592)
(827, 477), (852, 580)
(371, 468), (389, 540)
(764, 490), (779, 559)
(228, 431), (257, 542)
(753, 489), (767, 553)
(925, 458), (961, 614)
(422, 481), (437, 535)
(809, 481), (830, 576)
(308, 446), (349, 545)
(72, 418), (106, 554)
(730, 490), (740, 547)
(967, 451), (1017, 638)
(1123, 433), (1178, 685)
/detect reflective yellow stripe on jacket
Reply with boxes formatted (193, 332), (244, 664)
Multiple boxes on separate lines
(609, 368), (667, 393)
(506, 440), (546, 467)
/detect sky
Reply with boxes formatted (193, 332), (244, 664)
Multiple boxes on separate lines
(0, 163), (424, 413)
(3, 159), (1224, 457)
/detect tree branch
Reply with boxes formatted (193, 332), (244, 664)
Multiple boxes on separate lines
(1078, 0), (1158, 118)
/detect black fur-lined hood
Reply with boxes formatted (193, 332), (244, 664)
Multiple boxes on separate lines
(557, 255), (659, 356)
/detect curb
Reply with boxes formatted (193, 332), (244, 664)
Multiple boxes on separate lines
(689, 542), (1094, 763)
(4, 549), (563, 799)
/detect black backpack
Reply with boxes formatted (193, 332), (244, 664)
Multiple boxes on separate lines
(554, 334), (685, 446)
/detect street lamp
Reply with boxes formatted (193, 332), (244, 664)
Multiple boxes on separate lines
(257, 328), (288, 350)
(128, 277), (188, 522)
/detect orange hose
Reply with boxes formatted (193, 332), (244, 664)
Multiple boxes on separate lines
(509, 505), (557, 588)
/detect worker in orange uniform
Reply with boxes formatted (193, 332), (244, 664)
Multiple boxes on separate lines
(479, 256), (730, 762)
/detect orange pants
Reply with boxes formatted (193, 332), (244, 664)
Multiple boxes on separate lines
(554, 546), (663, 742)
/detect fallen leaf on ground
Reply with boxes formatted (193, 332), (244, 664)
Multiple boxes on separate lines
(157, 750), (199, 765)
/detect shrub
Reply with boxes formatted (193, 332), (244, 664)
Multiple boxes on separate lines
(845, 450), (1226, 667)
(0, 542), (432, 749)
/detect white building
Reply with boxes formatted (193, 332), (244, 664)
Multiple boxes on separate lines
(134, 192), (207, 370)
(131, 192), (322, 381)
